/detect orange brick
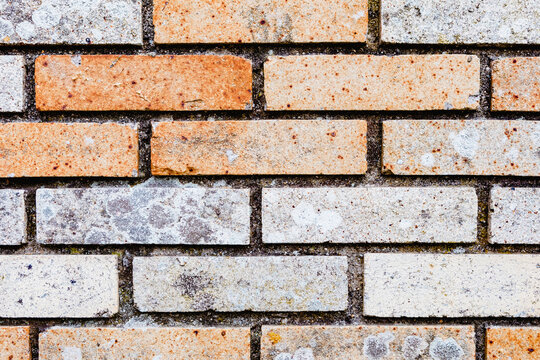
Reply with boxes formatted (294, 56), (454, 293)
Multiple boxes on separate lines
(154, 0), (368, 43)
(0, 327), (30, 360)
(492, 57), (540, 111)
(264, 55), (480, 110)
(151, 120), (367, 175)
(487, 327), (540, 359)
(0, 123), (139, 177)
(35, 55), (252, 111)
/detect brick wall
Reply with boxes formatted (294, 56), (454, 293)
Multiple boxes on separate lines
(0, 0), (539, 359)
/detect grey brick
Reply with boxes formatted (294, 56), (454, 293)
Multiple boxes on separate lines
(0, 190), (26, 246)
(0, 56), (25, 112)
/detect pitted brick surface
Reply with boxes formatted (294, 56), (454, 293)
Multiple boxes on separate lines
(0, 56), (25, 112)
(492, 57), (540, 111)
(0, 190), (26, 246)
(0, 327), (30, 360)
(486, 327), (540, 359)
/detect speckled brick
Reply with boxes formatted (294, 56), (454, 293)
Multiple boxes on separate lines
(39, 327), (250, 360)
(0, 190), (26, 246)
(490, 187), (539, 245)
(0, 0), (142, 44)
(486, 327), (540, 359)
(35, 55), (252, 111)
(36, 187), (250, 245)
(154, 0), (368, 43)
(492, 57), (540, 111)
(0, 255), (118, 318)
(0, 122), (139, 177)
(262, 187), (477, 244)
(133, 256), (348, 312)
(0, 56), (25, 112)
(264, 55), (480, 110)
(0, 327), (30, 360)
(364, 253), (540, 318)
(151, 120), (367, 175)
(383, 120), (540, 176)
(381, 0), (539, 44)
(261, 325), (475, 360)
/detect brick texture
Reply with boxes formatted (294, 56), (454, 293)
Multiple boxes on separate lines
(486, 327), (540, 359)
(0, 190), (26, 246)
(492, 57), (540, 111)
(0, 55), (25, 112)
(0, 327), (30, 360)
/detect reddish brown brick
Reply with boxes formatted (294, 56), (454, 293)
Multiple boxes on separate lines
(0, 327), (30, 360)
(492, 57), (540, 111)
(487, 327), (540, 359)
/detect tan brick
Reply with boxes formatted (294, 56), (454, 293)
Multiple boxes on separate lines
(151, 120), (367, 175)
(0, 327), (30, 360)
(492, 57), (540, 111)
(0, 123), (138, 177)
(487, 327), (540, 359)
(264, 55), (480, 110)
(35, 55), (252, 111)
(39, 327), (250, 360)
(154, 0), (368, 43)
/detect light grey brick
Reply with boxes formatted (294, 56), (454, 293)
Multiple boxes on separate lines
(263, 187), (477, 244)
(0, 190), (26, 246)
(133, 256), (348, 312)
(0, 56), (24, 112)
(364, 253), (540, 318)
(0, 255), (118, 318)
(490, 187), (539, 244)
(36, 187), (250, 245)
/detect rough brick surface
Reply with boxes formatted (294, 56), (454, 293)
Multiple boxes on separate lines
(486, 327), (540, 359)
(37, 187), (250, 245)
(490, 187), (539, 245)
(381, 0), (540, 44)
(0, 0), (142, 44)
(364, 254), (540, 318)
(0, 55), (25, 112)
(0, 327), (30, 360)
(151, 120), (367, 175)
(0, 255), (118, 318)
(153, 0), (368, 43)
(383, 120), (540, 176)
(0, 190), (26, 246)
(133, 256), (348, 312)
(261, 325), (475, 359)
(492, 57), (540, 111)
(35, 55), (253, 111)
(262, 187), (477, 244)
(264, 55), (480, 110)
(39, 327), (250, 360)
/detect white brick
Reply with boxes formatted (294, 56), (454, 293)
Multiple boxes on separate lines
(0, 56), (24, 112)
(0, 190), (26, 246)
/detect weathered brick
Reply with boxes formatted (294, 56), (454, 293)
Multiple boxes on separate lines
(0, 255), (118, 318)
(0, 327), (30, 360)
(492, 57), (540, 111)
(261, 325), (475, 359)
(383, 120), (540, 176)
(133, 256), (348, 312)
(35, 55), (252, 111)
(490, 187), (539, 245)
(381, 0), (539, 44)
(364, 253), (540, 317)
(153, 0), (368, 43)
(0, 0), (142, 44)
(0, 190), (26, 246)
(151, 120), (367, 175)
(39, 327), (250, 360)
(486, 327), (540, 359)
(262, 187), (477, 244)
(264, 55), (480, 110)
(0, 122), (138, 177)
(37, 187), (250, 245)
(0, 56), (25, 112)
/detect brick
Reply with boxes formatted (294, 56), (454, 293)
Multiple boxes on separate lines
(261, 325), (475, 359)
(0, 0), (142, 44)
(492, 57), (540, 111)
(0, 327), (30, 360)
(0, 122), (138, 178)
(364, 253), (540, 318)
(0, 190), (26, 246)
(263, 187), (477, 244)
(35, 55), (252, 111)
(39, 327), (250, 360)
(151, 120), (367, 175)
(381, 0), (539, 44)
(486, 327), (540, 359)
(36, 187), (250, 245)
(264, 55), (480, 111)
(133, 256), (348, 312)
(490, 187), (539, 245)
(0, 255), (118, 318)
(153, 0), (368, 43)
(0, 56), (25, 112)
(383, 120), (540, 176)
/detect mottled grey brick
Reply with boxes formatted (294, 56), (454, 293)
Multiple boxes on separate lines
(0, 190), (26, 246)
(0, 56), (25, 112)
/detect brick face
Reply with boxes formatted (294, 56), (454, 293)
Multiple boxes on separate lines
(492, 57), (540, 111)
(0, 55), (25, 112)
(0, 190), (26, 246)
(486, 327), (540, 359)
(0, 327), (30, 360)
